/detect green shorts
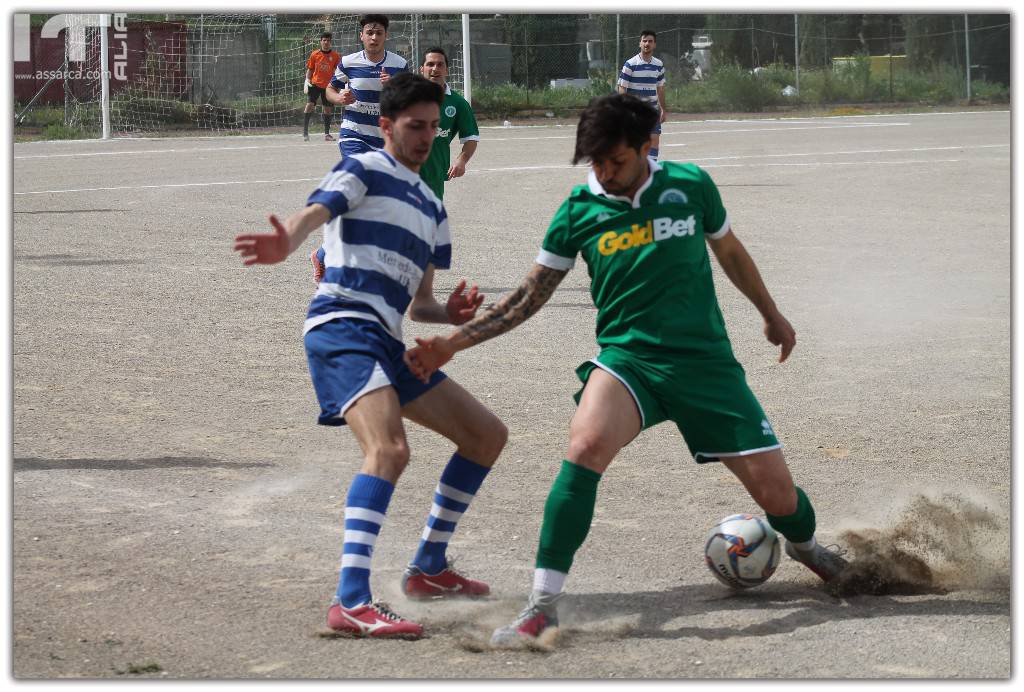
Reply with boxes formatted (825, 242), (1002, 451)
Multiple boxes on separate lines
(574, 346), (781, 463)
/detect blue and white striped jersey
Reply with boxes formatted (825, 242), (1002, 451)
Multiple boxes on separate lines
(303, 150), (451, 340)
(330, 50), (409, 150)
(617, 53), (665, 108)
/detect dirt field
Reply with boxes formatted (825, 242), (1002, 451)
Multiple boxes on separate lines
(9, 108), (1012, 681)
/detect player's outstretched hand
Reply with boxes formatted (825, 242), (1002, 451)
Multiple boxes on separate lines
(447, 160), (467, 180)
(234, 214), (290, 266)
(446, 279), (484, 325)
(404, 336), (455, 383)
(764, 312), (796, 363)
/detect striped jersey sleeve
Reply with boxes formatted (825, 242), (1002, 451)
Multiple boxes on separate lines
(306, 156), (370, 219)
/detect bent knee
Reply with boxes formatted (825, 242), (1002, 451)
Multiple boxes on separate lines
(365, 440), (411, 476)
(460, 415), (508, 466)
(566, 432), (619, 472)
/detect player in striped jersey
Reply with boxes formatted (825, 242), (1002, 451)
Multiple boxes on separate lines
(235, 73), (507, 639)
(309, 46), (481, 282)
(326, 14), (409, 157)
(617, 29), (667, 161)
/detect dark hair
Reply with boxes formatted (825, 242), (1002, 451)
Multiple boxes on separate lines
(640, 29), (657, 40)
(359, 14), (389, 31)
(320, 32), (332, 40)
(572, 94), (657, 164)
(422, 46), (448, 67)
(380, 73), (444, 120)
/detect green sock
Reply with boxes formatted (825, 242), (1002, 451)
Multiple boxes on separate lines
(535, 460), (602, 573)
(766, 486), (817, 543)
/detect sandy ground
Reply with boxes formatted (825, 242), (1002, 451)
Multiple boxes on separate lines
(9, 109), (1012, 681)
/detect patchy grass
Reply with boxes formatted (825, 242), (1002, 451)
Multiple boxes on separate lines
(115, 661), (163, 675)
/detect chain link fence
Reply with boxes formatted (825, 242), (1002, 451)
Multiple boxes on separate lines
(13, 13), (1010, 139)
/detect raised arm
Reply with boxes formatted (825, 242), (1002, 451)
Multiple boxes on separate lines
(707, 228), (795, 362)
(234, 204), (332, 266)
(403, 262), (568, 380)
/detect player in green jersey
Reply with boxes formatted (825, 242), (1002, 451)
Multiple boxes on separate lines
(419, 47), (479, 200)
(404, 94), (849, 648)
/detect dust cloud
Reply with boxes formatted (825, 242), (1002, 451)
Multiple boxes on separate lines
(827, 492), (1008, 597)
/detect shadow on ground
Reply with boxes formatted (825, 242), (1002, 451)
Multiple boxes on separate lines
(558, 582), (1009, 644)
(13, 456), (274, 472)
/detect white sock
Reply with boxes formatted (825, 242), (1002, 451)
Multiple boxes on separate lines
(532, 568), (567, 595)
(792, 536), (818, 552)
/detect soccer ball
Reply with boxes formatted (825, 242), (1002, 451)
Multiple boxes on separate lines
(704, 513), (781, 589)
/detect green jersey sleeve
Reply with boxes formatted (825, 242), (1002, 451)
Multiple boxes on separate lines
(700, 167), (730, 239)
(537, 197), (578, 271)
(455, 95), (480, 141)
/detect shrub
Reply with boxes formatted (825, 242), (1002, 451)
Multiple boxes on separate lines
(713, 64), (781, 112)
(42, 123), (89, 139)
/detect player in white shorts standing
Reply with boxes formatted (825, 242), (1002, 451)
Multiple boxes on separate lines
(235, 73), (506, 639)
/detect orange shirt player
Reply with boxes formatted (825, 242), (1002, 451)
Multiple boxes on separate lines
(304, 32), (341, 141)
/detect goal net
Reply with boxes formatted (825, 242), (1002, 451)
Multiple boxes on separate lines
(57, 13), (465, 137)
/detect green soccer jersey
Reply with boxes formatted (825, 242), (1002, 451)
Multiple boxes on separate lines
(419, 85), (480, 200)
(538, 160), (734, 356)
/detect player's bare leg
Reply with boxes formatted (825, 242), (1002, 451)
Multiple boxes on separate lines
(493, 369), (640, 648)
(402, 378), (507, 468)
(399, 379), (508, 599)
(723, 450), (848, 582)
(345, 386), (409, 483)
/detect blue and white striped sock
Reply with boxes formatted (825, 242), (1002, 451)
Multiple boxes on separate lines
(336, 473), (394, 608)
(411, 453), (490, 575)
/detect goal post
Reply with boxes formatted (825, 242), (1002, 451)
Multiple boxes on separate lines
(21, 13), (468, 138)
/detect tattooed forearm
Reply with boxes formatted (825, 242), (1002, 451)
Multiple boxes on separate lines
(457, 264), (568, 345)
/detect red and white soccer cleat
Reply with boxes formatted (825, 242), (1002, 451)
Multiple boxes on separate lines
(400, 560), (490, 600)
(490, 591), (562, 648)
(326, 601), (423, 639)
(310, 248), (325, 284)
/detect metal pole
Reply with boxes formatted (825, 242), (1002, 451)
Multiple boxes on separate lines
(64, 28), (71, 124)
(524, 17), (530, 101)
(198, 14), (204, 102)
(888, 18), (894, 102)
(794, 14), (799, 95)
(461, 13), (471, 103)
(964, 13), (972, 101)
(413, 14), (419, 68)
(615, 14), (621, 80)
(750, 17), (755, 68)
(100, 13), (110, 139)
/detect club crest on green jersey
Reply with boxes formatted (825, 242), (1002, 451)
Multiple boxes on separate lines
(658, 188), (689, 205)
(444, 104), (457, 117)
